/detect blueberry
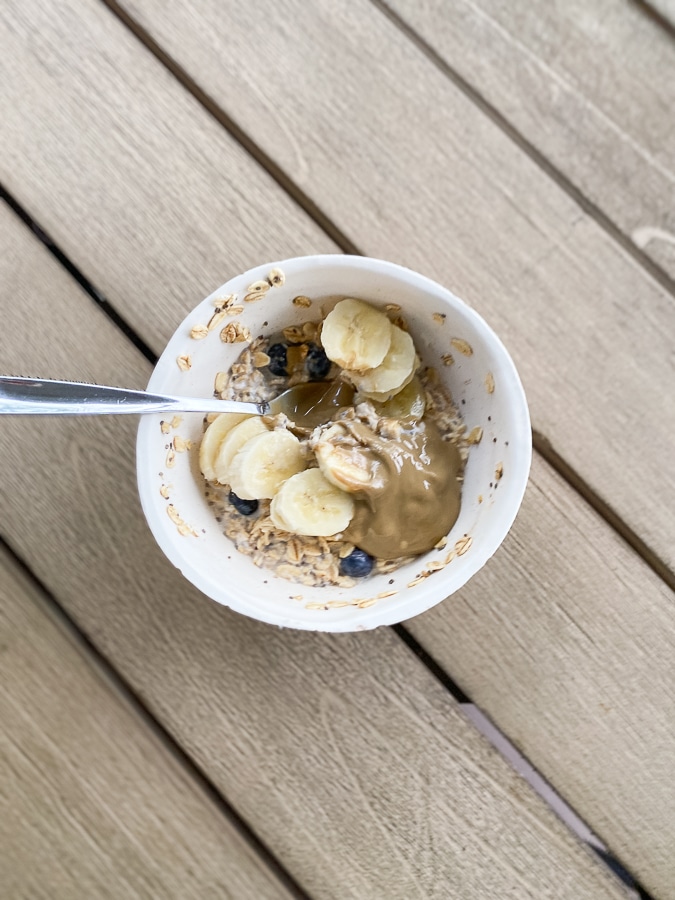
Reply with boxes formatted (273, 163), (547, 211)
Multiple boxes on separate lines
(339, 548), (374, 578)
(267, 343), (288, 376)
(305, 343), (331, 379)
(228, 491), (258, 516)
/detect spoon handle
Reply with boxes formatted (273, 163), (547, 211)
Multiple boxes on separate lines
(0, 377), (269, 416)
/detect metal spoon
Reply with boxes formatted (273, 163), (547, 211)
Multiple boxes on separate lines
(0, 376), (353, 425)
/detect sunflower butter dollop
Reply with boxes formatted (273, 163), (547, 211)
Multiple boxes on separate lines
(313, 417), (462, 559)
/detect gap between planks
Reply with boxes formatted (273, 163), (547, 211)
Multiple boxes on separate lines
(632, 0), (675, 40)
(394, 627), (651, 900)
(99, 0), (361, 258)
(533, 429), (675, 594)
(0, 534), (312, 900)
(0, 194), (652, 900)
(99, 0), (675, 339)
(1, 184), (157, 365)
(367, 0), (675, 302)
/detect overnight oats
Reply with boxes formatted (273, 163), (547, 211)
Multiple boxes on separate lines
(199, 296), (471, 588)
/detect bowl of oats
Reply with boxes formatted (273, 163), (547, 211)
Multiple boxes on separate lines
(137, 256), (531, 630)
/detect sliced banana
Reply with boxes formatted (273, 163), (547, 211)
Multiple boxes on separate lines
(349, 325), (417, 398)
(199, 412), (252, 482)
(315, 438), (374, 493)
(270, 468), (355, 536)
(357, 374), (416, 404)
(371, 375), (426, 421)
(228, 430), (306, 500)
(213, 416), (269, 484)
(321, 298), (392, 373)
(356, 363), (418, 403)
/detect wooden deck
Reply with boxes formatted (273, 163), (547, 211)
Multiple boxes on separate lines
(1, 1), (673, 897)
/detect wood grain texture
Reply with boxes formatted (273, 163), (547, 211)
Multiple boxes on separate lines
(7, 0), (673, 579)
(0, 547), (293, 900)
(384, 0), (675, 279)
(0, 0), (338, 352)
(0, 196), (628, 895)
(409, 452), (675, 897)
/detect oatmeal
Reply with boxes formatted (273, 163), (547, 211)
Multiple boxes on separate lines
(199, 297), (470, 586)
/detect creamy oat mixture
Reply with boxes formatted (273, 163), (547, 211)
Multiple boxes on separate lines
(199, 295), (470, 588)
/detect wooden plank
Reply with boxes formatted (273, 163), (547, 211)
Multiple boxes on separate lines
(408, 452), (675, 896)
(0, 546), (294, 900)
(5, 0), (674, 579)
(0, 0), (338, 353)
(644, 0), (675, 29)
(0, 187), (628, 895)
(383, 0), (675, 280)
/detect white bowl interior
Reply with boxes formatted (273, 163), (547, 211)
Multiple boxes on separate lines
(137, 256), (531, 630)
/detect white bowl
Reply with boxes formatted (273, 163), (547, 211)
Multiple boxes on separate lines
(137, 256), (531, 631)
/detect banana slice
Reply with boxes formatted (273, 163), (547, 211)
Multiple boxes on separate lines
(270, 468), (355, 536)
(357, 363), (419, 403)
(315, 438), (375, 493)
(199, 412), (252, 482)
(349, 325), (417, 398)
(228, 430), (306, 500)
(213, 416), (269, 484)
(371, 375), (426, 421)
(321, 298), (392, 373)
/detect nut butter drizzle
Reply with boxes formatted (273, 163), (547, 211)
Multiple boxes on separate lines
(338, 418), (462, 559)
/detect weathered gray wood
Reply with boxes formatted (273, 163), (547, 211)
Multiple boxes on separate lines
(0, 181), (628, 895)
(409, 451), (675, 896)
(5, 0), (674, 580)
(384, 0), (675, 280)
(0, 547), (293, 900)
(0, 0), (337, 351)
